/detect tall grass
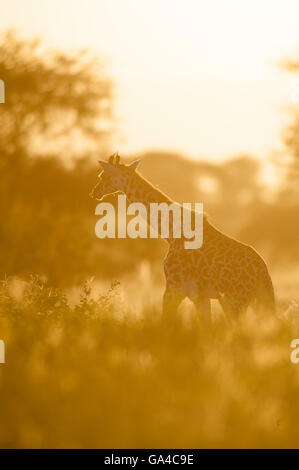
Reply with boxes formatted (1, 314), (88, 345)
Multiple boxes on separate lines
(0, 275), (298, 448)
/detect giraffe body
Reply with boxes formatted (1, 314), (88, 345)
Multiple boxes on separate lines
(163, 224), (275, 318)
(90, 154), (275, 320)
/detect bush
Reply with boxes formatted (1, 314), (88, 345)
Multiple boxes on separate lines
(0, 276), (298, 448)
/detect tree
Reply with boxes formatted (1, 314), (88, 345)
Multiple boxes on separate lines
(0, 31), (115, 284)
(0, 30), (114, 167)
(280, 57), (299, 197)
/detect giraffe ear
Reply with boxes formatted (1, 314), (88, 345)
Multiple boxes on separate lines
(128, 160), (141, 172)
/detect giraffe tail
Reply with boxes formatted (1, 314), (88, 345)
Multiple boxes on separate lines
(255, 271), (276, 314)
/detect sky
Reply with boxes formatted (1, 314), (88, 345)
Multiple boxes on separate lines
(0, 0), (299, 160)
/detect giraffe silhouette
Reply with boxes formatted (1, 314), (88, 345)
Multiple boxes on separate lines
(90, 154), (275, 322)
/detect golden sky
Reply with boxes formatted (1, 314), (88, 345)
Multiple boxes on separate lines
(1, 0), (298, 160)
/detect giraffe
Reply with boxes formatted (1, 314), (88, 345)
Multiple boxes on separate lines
(90, 154), (275, 321)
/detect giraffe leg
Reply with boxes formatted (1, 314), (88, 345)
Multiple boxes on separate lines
(217, 295), (233, 325)
(162, 288), (184, 319)
(193, 296), (212, 326)
(219, 294), (249, 320)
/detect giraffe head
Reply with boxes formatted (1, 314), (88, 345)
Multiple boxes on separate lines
(90, 153), (141, 201)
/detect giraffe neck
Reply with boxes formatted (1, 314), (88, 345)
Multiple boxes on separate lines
(120, 171), (213, 247)
(121, 171), (175, 244)
(123, 171), (174, 207)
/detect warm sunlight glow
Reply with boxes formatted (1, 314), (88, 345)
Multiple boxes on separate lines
(2, 1), (299, 451)
(1, 0), (298, 159)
